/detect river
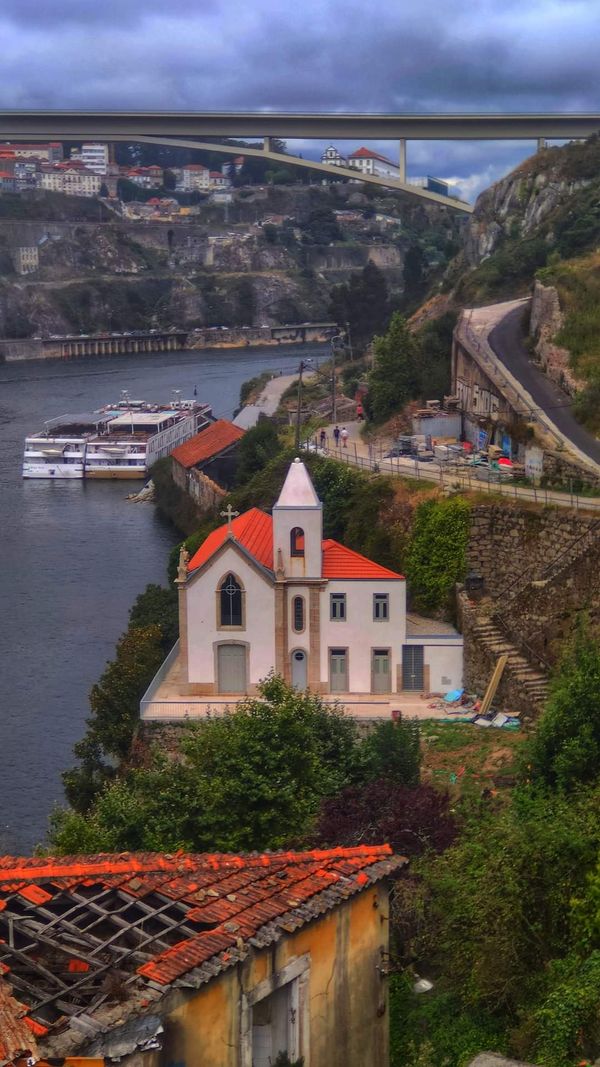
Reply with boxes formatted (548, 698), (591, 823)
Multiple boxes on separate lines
(0, 342), (327, 854)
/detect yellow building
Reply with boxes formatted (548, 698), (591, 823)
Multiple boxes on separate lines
(0, 846), (405, 1067)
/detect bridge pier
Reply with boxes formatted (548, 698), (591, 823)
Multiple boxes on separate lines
(399, 139), (407, 183)
(537, 137), (547, 151)
(264, 136), (272, 152)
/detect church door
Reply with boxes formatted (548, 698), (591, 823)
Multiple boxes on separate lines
(372, 649), (391, 693)
(217, 644), (247, 694)
(291, 649), (307, 690)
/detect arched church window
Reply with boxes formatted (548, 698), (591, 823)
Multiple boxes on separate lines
(293, 596), (305, 632)
(290, 527), (305, 558)
(219, 573), (243, 627)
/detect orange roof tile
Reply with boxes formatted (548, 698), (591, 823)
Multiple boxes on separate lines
(187, 510), (404, 579)
(322, 539), (404, 579)
(171, 419), (244, 469)
(0, 847), (405, 1038)
(0, 979), (38, 1064)
(188, 508), (273, 572)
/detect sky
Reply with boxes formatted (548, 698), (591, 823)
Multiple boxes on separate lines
(1, 0), (599, 200)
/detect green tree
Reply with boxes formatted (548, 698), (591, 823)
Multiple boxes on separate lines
(329, 262), (389, 348)
(235, 418), (283, 486)
(423, 786), (600, 1017)
(128, 582), (178, 653)
(406, 496), (470, 613)
(367, 312), (420, 423)
(51, 677), (358, 854)
(354, 717), (421, 787)
(529, 619), (600, 791)
(62, 624), (165, 813)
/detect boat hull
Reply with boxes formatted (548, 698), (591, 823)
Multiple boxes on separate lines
(84, 468), (146, 479)
(23, 465), (84, 479)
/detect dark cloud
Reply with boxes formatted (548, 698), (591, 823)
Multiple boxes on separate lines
(0, 0), (599, 197)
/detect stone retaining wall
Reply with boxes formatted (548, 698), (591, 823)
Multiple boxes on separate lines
(467, 504), (597, 599)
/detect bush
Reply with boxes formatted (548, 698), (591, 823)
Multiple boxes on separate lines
(406, 497), (470, 613)
(529, 619), (600, 791)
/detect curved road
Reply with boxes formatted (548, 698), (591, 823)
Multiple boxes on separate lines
(488, 305), (600, 466)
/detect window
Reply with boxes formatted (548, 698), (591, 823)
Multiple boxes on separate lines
(373, 593), (389, 620)
(219, 573), (243, 627)
(290, 527), (305, 557)
(292, 595), (305, 632)
(242, 955), (310, 1067)
(330, 593), (346, 621)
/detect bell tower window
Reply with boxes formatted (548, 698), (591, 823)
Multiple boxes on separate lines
(290, 527), (305, 558)
(219, 573), (243, 627)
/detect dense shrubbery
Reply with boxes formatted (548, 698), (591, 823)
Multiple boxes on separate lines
(395, 627), (600, 1067)
(366, 310), (457, 424)
(51, 681), (442, 856)
(406, 496), (470, 614)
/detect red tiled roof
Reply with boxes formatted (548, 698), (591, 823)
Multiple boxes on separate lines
(0, 847), (405, 1038)
(322, 539), (404, 579)
(349, 146), (395, 165)
(171, 419), (244, 469)
(187, 510), (404, 579)
(188, 508), (273, 572)
(0, 979), (38, 1065)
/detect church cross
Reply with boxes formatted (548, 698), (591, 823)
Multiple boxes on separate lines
(221, 504), (240, 531)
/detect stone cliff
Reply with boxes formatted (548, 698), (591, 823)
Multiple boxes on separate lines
(0, 183), (461, 339)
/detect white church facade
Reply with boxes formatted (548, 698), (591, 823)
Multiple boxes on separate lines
(141, 459), (463, 719)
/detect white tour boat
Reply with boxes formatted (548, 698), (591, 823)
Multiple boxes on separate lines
(23, 392), (213, 480)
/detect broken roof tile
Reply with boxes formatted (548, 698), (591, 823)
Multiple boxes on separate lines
(0, 846), (405, 1037)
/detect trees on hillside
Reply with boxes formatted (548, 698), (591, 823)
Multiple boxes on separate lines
(529, 619), (600, 791)
(367, 312), (420, 422)
(51, 678), (358, 854)
(329, 262), (390, 348)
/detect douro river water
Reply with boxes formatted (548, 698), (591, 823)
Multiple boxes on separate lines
(0, 343), (326, 853)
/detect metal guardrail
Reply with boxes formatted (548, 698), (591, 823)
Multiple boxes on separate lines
(302, 439), (600, 512)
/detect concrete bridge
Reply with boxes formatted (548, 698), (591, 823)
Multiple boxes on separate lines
(7, 110), (599, 214)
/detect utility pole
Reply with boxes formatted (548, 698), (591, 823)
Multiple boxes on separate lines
(330, 333), (345, 423)
(295, 358), (311, 451)
(345, 321), (354, 362)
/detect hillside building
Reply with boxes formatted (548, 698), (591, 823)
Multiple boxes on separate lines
(321, 144), (347, 167)
(13, 246), (39, 275)
(141, 459), (463, 719)
(348, 147), (400, 179)
(173, 163), (210, 192)
(0, 846), (403, 1066)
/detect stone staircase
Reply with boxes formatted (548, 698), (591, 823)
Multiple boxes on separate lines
(473, 616), (550, 714)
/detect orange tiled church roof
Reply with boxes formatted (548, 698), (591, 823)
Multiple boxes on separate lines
(187, 508), (404, 579)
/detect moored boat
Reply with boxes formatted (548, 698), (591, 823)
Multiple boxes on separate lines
(23, 393), (213, 480)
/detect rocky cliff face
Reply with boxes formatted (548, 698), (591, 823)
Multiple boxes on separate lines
(445, 135), (600, 305)
(0, 183), (461, 338)
(529, 280), (584, 396)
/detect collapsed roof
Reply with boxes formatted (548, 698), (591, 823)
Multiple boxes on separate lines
(0, 846), (404, 1055)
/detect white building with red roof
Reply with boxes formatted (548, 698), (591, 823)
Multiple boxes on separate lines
(348, 146), (400, 180)
(142, 459), (463, 719)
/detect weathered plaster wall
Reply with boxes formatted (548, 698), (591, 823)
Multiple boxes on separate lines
(158, 885), (390, 1067)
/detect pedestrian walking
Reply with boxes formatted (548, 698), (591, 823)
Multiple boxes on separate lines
(319, 429), (327, 449)
(333, 425), (340, 447)
(341, 426), (349, 448)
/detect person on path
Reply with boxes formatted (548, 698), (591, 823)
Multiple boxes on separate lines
(333, 425), (340, 447)
(319, 428), (327, 449)
(341, 426), (349, 448)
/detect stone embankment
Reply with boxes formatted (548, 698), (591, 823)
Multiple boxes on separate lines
(462, 503), (600, 717)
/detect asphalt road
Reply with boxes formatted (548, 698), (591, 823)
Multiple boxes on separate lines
(488, 305), (600, 466)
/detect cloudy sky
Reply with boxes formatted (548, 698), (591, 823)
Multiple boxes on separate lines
(2, 0), (599, 199)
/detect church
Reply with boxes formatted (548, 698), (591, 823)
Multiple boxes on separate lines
(141, 459), (463, 719)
